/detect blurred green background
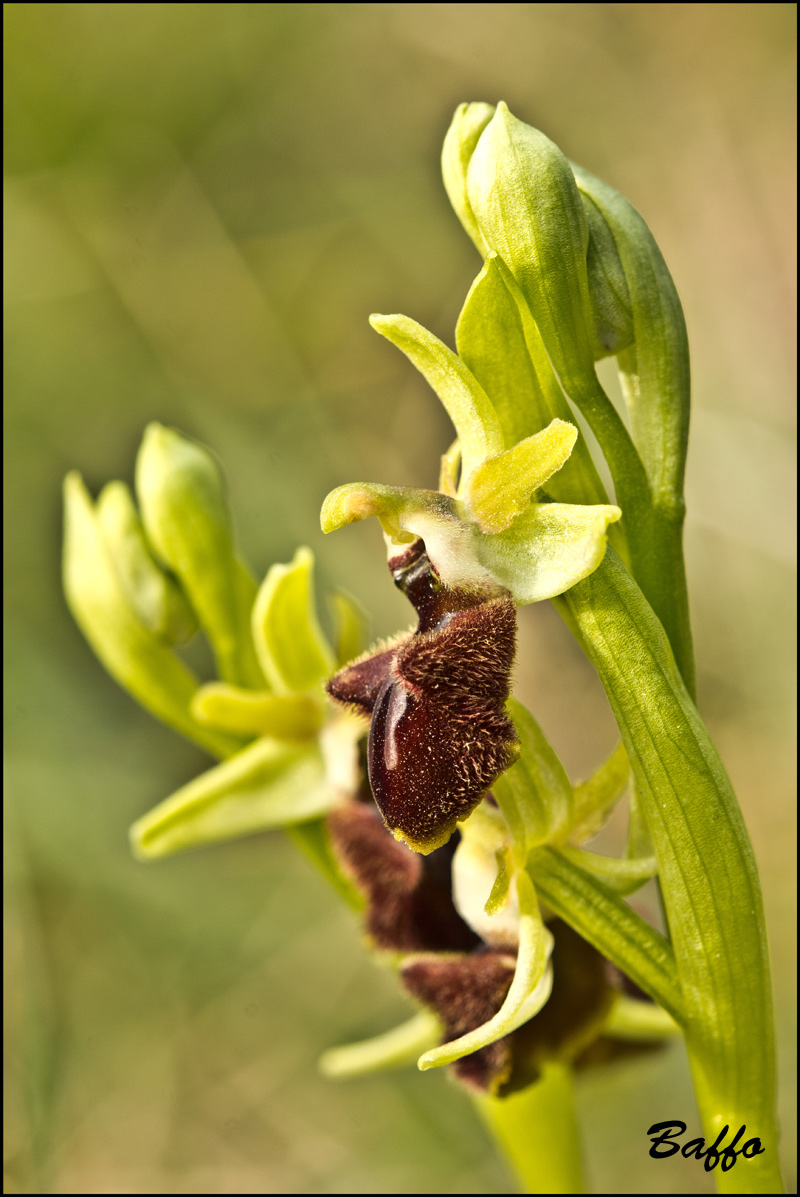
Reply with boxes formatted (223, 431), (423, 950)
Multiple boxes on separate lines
(4, 4), (795, 1193)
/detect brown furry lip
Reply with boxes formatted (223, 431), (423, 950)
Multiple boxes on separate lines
(327, 540), (519, 853)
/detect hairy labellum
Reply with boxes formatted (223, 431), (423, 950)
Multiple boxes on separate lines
(326, 802), (480, 954)
(327, 541), (518, 853)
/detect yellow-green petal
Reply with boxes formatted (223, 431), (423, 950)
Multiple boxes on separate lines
(472, 501), (621, 604)
(130, 737), (334, 859)
(465, 419), (578, 533)
(570, 741), (630, 843)
(252, 547), (335, 694)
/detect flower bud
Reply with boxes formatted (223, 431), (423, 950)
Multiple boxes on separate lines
(581, 191), (634, 360)
(571, 161), (690, 500)
(96, 480), (198, 644)
(62, 472), (241, 760)
(135, 424), (264, 689)
(465, 103), (596, 391)
(441, 101), (496, 255)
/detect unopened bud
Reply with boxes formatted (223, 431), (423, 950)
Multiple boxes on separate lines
(96, 480), (198, 644)
(135, 424), (264, 689)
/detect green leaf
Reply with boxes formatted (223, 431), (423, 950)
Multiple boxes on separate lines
(561, 549), (781, 1191)
(441, 101), (496, 256)
(96, 480), (198, 644)
(418, 871), (553, 1070)
(369, 313), (504, 481)
(191, 682), (323, 740)
(63, 472), (243, 761)
(252, 547), (336, 694)
(130, 737), (335, 859)
(471, 499), (621, 604)
(465, 419), (578, 533)
(493, 698), (573, 861)
(319, 1011), (441, 1079)
(135, 424), (264, 689)
(528, 846), (683, 1024)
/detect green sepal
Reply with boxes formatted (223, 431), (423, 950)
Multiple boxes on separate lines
(418, 871), (553, 1071)
(135, 424), (265, 689)
(62, 472), (242, 761)
(456, 255), (612, 513)
(441, 101), (496, 256)
(465, 419), (578, 533)
(96, 480), (198, 644)
(328, 589), (369, 667)
(604, 994), (680, 1042)
(570, 740), (630, 843)
(493, 699), (573, 862)
(251, 547), (336, 694)
(369, 313), (504, 481)
(528, 846), (683, 1024)
(285, 819), (366, 912)
(191, 682), (323, 740)
(319, 1010), (441, 1079)
(129, 736), (336, 859)
(556, 845), (658, 895)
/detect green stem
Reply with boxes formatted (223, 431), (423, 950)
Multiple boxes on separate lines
(560, 550), (782, 1194)
(475, 1063), (584, 1194)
